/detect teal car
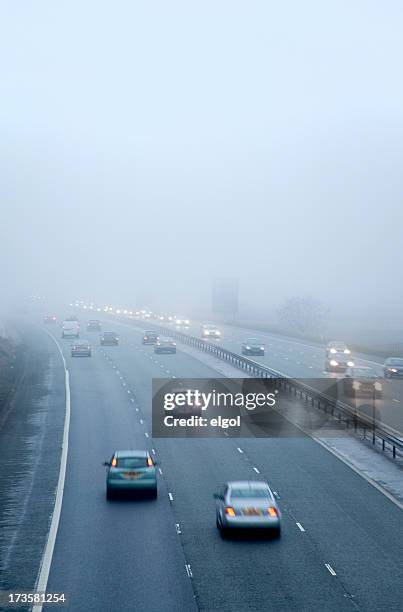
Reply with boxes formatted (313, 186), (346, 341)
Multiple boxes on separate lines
(103, 450), (158, 499)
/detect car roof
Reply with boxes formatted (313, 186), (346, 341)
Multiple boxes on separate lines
(144, 329), (157, 333)
(115, 450), (149, 458)
(245, 338), (261, 342)
(227, 481), (269, 489)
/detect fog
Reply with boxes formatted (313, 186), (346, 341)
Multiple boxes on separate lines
(1, 1), (403, 326)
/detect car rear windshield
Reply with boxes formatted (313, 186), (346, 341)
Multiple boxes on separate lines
(115, 457), (148, 468)
(388, 359), (403, 365)
(230, 488), (269, 499)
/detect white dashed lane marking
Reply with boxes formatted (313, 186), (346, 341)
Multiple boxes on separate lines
(253, 467), (260, 474)
(296, 522), (305, 532)
(325, 563), (337, 576)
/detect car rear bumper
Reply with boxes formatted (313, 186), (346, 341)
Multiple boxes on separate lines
(107, 478), (157, 490)
(71, 351), (91, 357)
(222, 516), (280, 529)
(245, 349), (265, 355)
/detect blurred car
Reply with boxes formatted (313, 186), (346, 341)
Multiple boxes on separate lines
(175, 316), (190, 326)
(241, 338), (265, 356)
(343, 366), (383, 398)
(143, 330), (159, 344)
(103, 450), (157, 499)
(326, 341), (351, 358)
(43, 315), (57, 324)
(87, 320), (102, 331)
(383, 357), (403, 378)
(61, 320), (80, 339)
(154, 337), (176, 354)
(214, 481), (281, 538)
(100, 331), (119, 346)
(71, 340), (92, 357)
(201, 324), (221, 339)
(325, 354), (355, 372)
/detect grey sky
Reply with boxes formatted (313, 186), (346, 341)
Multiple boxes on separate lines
(1, 1), (402, 322)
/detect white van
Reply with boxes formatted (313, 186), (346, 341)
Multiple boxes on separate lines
(62, 320), (80, 339)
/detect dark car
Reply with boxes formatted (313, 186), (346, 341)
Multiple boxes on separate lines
(241, 338), (265, 356)
(154, 338), (176, 354)
(87, 320), (102, 331)
(71, 340), (92, 357)
(143, 330), (159, 345)
(43, 315), (57, 324)
(343, 366), (383, 398)
(383, 357), (403, 378)
(100, 332), (119, 346)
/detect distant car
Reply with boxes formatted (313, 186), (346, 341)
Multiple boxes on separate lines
(325, 354), (355, 372)
(383, 357), (403, 378)
(43, 315), (57, 324)
(61, 320), (80, 339)
(241, 338), (265, 356)
(175, 316), (190, 326)
(201, 324), (221, 339)
(154, 338), (176, 354)
(103, 450), (157, 499)
(71, 340), (92, 357)
(214, 481), (281, 538)
(343, 366), (383, 398)
(326, 341), (351, 357)
(87, 320), (102, 331)
(100, 332), (119, 346)
(143, 330), (159, 345)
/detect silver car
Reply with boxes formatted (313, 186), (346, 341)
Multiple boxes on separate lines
(214, 481), (281, 538)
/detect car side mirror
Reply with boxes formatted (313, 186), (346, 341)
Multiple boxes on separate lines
(102, 461), (110, 467)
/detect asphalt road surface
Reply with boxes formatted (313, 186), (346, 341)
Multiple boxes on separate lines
(2, 316), (403, 611)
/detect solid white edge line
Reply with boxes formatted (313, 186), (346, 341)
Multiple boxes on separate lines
(33, 334), (70, 612)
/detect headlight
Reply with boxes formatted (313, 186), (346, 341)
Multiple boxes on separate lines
(260, 346), (265, 350)
(374, 381), (382, 391)
(246, 346), (251, 350)
(344, 349), (351, 354)
(347, 361), (355, 367)
(184, 320), (190, 325)
(352, 381), (361, 390)
(330, 359), (338, 366)
(216, 331), (221, 336)
(390, 368), (397, 373)
(330, 348), (337, 354)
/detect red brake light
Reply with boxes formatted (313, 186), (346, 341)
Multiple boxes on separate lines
(267, 507), (278, 517)
(225, 507), (236, 516)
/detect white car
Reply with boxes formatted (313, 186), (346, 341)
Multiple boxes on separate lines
(62, 320), (80, 339)
(175, 316), (190, 326)
(201, 324), (221, 339)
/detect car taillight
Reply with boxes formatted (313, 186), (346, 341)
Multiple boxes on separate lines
(111, 457), (117, 467)
(147, 457), (154, 467)
(225, 507), (236, 516)
(267, 507), (278, 517)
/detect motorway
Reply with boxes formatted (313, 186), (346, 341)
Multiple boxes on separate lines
(148, 318), (403, 436)
(26, 313), (402, 611)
